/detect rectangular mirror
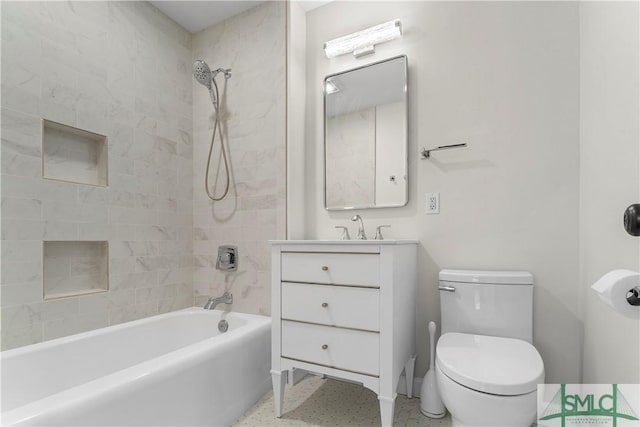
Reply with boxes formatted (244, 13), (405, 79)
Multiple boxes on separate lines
(324, 55), (408, 210)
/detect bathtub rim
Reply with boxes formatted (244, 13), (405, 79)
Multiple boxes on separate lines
(1, 307), (269, 359)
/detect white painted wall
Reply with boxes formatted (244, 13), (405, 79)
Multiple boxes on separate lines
(304, 1), (582, 383)
(287, 1), (307, 239)
(579, 2), (640, 383)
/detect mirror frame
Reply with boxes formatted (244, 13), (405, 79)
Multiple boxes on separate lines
(323, 55), (409, 211)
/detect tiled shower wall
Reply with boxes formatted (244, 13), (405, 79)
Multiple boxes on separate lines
(1, 1), (195, 349)
(191, 2), (287, 315)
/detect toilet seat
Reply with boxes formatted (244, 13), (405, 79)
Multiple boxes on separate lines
(436, 332), (544, 396)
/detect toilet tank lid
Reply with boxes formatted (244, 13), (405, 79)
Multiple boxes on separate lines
(439, 269), (533, 285)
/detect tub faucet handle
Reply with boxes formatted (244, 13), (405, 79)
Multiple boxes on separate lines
(216, 245), (238, 271)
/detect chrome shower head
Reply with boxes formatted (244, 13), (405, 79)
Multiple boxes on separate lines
(193, 60), (212, 89)
(194, 61), (232, 108)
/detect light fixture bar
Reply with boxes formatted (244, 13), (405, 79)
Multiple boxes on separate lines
(325, 80), (340, 94)
(324, 19), (402, 59)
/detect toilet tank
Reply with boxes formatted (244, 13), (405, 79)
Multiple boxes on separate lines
(439, 269), (534, 342)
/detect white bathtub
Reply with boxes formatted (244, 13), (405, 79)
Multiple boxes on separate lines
(1, 308), (271, 426)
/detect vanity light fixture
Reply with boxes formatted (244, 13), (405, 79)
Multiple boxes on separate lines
(323, 19), (402, 59)
(325, 80), (340, 94)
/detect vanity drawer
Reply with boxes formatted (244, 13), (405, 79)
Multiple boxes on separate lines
(281, 252), (379, 287)
(281, 321), (379, 376)
(281, 282), (379, 331)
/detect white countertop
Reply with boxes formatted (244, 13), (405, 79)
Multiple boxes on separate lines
(269, 240), (419, 245)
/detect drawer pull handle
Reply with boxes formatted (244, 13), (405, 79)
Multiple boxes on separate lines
(322, 266), (329, 271)
(322, 344), (328, 350)
(321, 302), (328, 308)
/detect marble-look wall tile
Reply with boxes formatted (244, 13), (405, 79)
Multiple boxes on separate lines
(1, 282), (43, 307)
(1, 1), (193, 350)
(2, 259), (42, 285)
(1, 220), (45, 241)
(43, 311), (110, 341)
(191, 1), (286, 317)
(1, 197), (42, 220)
(2, 0), (283, 349)
(2, 175), (79, 203)
(0, 323), (43, 351)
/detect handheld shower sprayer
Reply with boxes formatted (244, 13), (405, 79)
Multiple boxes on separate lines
(193, 60), (212, 89)
(193, 59), (233, 202)
(193, 60), (232, 108)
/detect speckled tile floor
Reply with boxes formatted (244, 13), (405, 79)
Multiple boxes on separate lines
(233, 375), (452, 427)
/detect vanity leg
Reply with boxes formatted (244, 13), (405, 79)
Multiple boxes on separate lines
(271, 370), (287, 418)
(378, 395), (396, 427)
(404, 355), (416, 398)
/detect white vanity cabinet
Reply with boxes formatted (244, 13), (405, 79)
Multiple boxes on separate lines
(270, 240), (418, 427)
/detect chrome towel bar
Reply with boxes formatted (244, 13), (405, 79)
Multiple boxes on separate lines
(421, 143), (467, 159)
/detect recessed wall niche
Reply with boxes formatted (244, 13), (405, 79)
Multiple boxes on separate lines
(42, 119), (108, 187)
(43, 241), (109, 300)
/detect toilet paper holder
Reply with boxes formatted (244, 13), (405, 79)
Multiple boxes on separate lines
(592, 270), (640, 318)
(624, 204), (640, 236)
(627, 286), (640, 306)
(620, 206), (639, 305)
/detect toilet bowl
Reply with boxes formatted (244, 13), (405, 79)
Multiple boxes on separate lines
(435, 332), (544, 427)
(437, 269), (545, 427)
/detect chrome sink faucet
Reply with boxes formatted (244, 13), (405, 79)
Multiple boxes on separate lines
(204, 291), (233, 310)
(351, 215), (367, 240)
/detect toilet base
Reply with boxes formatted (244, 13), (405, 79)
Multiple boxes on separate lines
(419, 407), (446, 418)
(436, 365), (537, 427)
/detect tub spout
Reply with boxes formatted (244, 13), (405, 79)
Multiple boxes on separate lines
(204, 292), (233, 310)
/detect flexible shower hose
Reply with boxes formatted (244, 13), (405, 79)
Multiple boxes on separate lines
(205, 77), (230, 201)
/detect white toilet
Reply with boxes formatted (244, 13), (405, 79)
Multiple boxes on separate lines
(436, 269), (544, 427)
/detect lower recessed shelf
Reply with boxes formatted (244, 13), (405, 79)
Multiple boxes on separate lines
(43, 241), (109, 300)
